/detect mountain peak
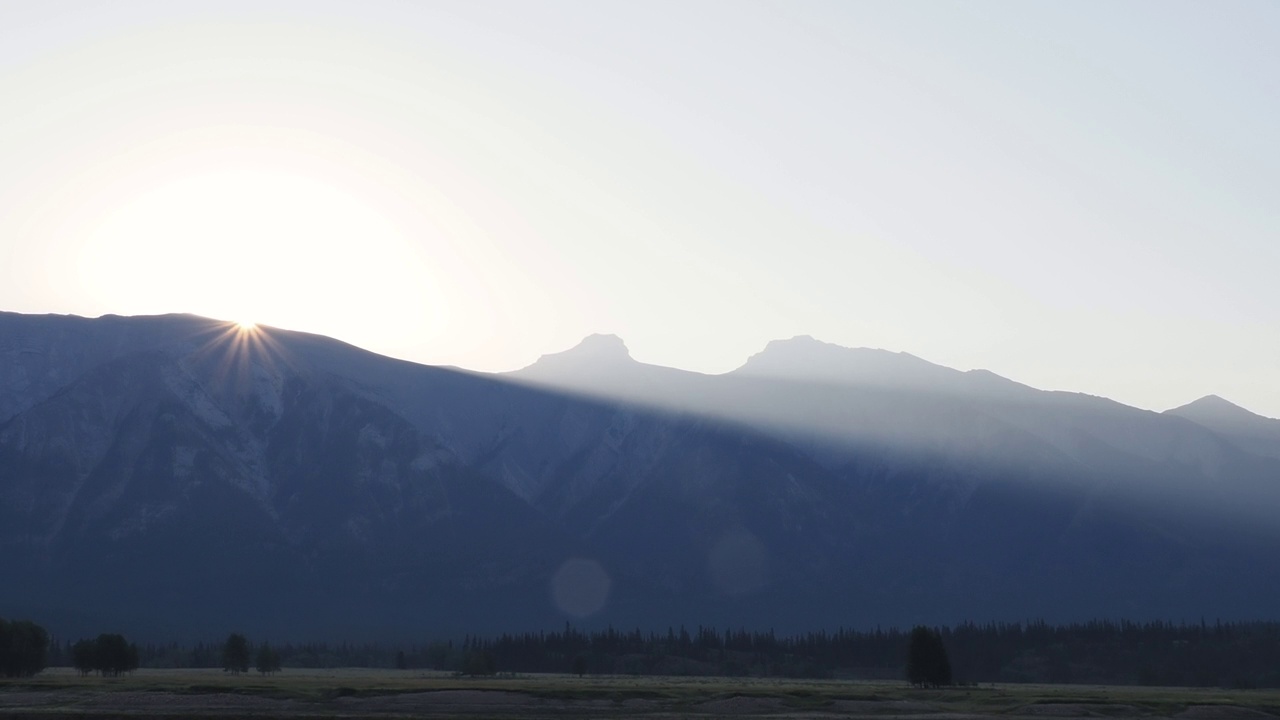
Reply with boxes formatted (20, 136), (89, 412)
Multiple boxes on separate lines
(1166, 393), (1280, 427)
(746, 335), (879, 363)
(514, 334), (635, 379)
(552, 333), (632, 363)
(1165, 394), (1280, 458)
(1169, 394), (1257, 419)
(733, 335), (951, 388)
(573, 333), (630, 356)
(768, 334), (828, 347)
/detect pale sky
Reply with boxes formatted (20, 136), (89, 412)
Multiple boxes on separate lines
(2, 1), (1278, 416)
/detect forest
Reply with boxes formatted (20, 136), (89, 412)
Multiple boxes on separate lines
(25, 619), (1280, 688)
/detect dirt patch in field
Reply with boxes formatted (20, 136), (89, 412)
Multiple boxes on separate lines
(1176, 706), (1277, 720)
(1017, 704), (1144, 717)
(335, 689), (686, 716)
(0, 691), (88, 709)
(339, 689), (546, 711)
(618, 697), (663, 711)
(693, 695), (789, 714)
(354, 690), (536, 705)
(337, 689), (631, 716)
(83, 691), (306, 713)
(832, 699), (939, 714)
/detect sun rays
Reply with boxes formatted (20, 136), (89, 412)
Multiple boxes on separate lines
(186, 319), (291, 403)
(72, 169), (445, 364)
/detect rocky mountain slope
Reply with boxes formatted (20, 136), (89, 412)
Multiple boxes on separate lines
(2, 312), (1279, 639)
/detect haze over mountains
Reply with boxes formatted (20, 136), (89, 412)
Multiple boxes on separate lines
(2, 311), (1279, 640)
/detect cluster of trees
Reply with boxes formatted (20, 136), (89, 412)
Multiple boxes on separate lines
(0, 617), (49, 678)
(220, 633), (281, 675)
(63, 632), (279, 677)
(72, 634), (140, 676)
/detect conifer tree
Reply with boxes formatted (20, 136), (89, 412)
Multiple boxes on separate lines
(223, 633), (251, 675)
(255, 642), (281, 675)
(906, 626), (952, 687)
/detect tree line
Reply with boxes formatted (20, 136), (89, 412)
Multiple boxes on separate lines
(427, 620), (1280, 687)
(58, 631), (281, 677)
(218, 632), (282, 675)
(18, 618), (1280, 688)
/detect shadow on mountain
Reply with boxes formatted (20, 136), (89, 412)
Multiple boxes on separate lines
(3, 313), (1280, 639)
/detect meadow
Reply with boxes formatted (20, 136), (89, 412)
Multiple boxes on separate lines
(4, 668), (1280, 718)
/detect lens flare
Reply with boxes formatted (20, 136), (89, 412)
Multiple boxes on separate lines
(550, 558), (611, 618)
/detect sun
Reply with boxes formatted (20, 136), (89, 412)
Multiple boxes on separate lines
(75, 168), (446, 355)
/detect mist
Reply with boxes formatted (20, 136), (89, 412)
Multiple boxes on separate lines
(504, 333), (1280, 537)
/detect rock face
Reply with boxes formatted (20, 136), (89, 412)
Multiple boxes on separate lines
(2, 311), (1280, 640)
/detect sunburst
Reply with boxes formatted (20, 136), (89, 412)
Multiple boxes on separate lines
(180, 319), (288, 401)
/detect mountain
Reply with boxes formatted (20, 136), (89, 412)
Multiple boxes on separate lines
(1166, 394), (1280, 460)
(509, 333), (711, 408)
(518, 335), (1279, 524)
(2, 312), (1280, 640)
(735, 335), (971, 389)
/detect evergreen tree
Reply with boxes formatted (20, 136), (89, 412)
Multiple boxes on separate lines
(255, 643), (281, 675)
(222, 633), (251, 675)
(906, 626), (952, 687)
(461, 649), (496, 676)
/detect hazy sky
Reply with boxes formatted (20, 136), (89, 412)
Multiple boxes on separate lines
(2, 1), (1278, 416)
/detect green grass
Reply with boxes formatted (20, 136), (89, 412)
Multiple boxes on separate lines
(5, 668), (1280, 717)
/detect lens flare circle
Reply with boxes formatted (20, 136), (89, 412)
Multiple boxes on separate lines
(550, 558), (611, 618)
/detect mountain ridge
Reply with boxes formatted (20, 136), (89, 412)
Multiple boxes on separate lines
(519, 328), (1272, 420)
(1166, 393), (1280, 459)
(4, 311), (1280, 639)
(9, 311), (1265, 419)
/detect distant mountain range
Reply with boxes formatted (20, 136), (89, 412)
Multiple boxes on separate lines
(2, 312), (1279, 640)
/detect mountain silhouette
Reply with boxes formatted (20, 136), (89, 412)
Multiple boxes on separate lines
(1166, 394), (1280, 459)
(3, 311), (1280, 640)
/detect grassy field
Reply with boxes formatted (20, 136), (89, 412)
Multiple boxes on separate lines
(3, 668), (1280, 718)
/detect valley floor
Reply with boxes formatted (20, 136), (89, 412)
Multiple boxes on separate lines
(2, 668), (1279, 719)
